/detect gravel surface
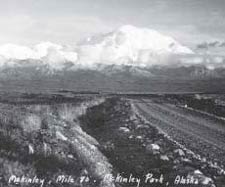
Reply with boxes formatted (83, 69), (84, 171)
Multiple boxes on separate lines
(134, 99), (225, 166)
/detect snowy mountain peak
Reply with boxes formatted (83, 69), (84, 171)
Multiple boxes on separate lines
(0, 25), (195, 71)
(78, 25), (194, 67)
(115, 25), (194, 54)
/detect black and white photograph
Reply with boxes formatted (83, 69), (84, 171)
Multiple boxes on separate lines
(0, 0), (225, 187)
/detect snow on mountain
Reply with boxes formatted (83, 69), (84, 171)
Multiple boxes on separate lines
(34, 42), (63, 58)
(0, 42), (78, 60)
(0, 42), (78, 70)
(0, 43), (35, 60)
(0, 25), (194, 69)
(77, 25), (194, 67)
(43, 47), (78, 70)
(3, 25), (225, 75)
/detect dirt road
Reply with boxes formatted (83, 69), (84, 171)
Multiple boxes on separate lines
(133, 99), (225, 165)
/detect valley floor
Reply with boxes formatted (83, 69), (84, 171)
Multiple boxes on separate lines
(0, 93), (224, 187)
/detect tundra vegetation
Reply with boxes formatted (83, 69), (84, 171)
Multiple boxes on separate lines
(0, 92), (224, 187)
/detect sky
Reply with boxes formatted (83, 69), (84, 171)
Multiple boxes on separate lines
(0, 0), (224, 47)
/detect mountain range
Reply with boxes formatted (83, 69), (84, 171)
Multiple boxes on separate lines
(0, 25), (225, 93)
